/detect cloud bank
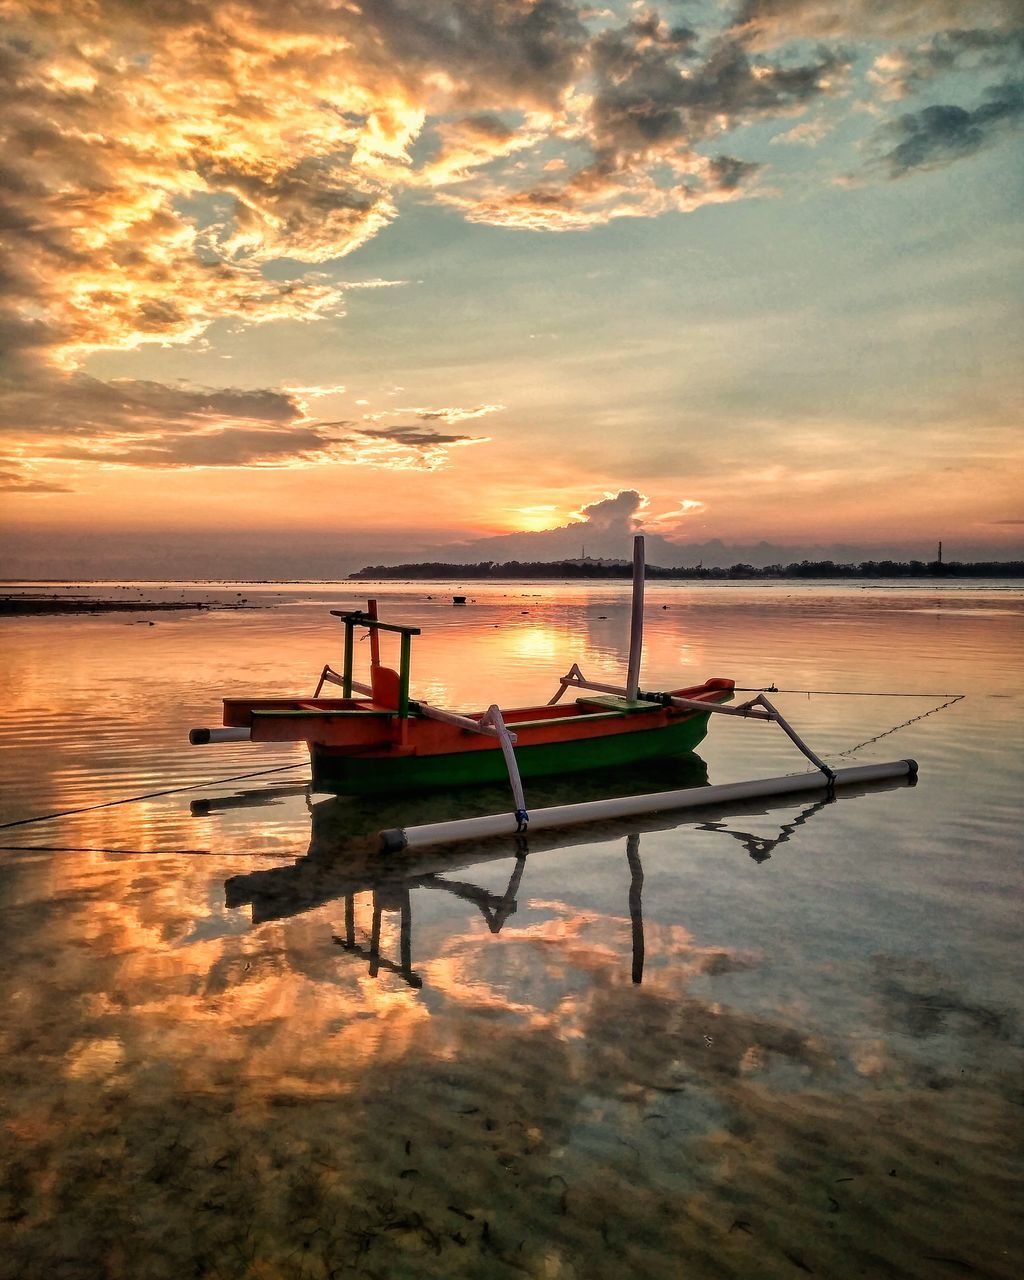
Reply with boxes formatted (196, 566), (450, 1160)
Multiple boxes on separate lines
(2, 1), (1021, 486)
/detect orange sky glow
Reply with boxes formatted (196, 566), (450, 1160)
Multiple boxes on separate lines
(1, 0), (1021, 574)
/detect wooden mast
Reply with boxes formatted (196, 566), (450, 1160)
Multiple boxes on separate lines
(625, 534), (645, 701)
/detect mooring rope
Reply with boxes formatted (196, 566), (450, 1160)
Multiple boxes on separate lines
(0, 688), (970, 834)
(834, 695), (966, 758)
(733, 687), (966, 697)
(733, 685), (968, 762)
(0, 759), (307, 831)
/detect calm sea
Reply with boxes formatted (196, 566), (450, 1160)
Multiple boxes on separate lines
(1, 580), (1021, 1278)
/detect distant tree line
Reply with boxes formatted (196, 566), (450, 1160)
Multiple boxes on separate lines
(350, 558), (1024, 580)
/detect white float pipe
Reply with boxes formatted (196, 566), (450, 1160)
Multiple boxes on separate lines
(379, 759), (918, 852)
(625, 533), (645, 701)
(189, 726), (252, 745)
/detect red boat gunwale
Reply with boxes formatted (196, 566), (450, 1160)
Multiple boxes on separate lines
(222, 676), (735, 757)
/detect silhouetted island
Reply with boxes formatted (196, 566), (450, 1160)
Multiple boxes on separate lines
(350, 558), (1024, 581)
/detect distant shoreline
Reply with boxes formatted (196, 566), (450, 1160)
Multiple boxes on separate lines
(350, 558), (1024, 581)
(0, 599), (230, 616)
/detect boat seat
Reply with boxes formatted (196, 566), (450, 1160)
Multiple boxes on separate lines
(371, 664), (402, 710)
(575, 694), (660, 715)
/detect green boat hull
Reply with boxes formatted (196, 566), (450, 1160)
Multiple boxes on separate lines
(311, 712), (712, 795)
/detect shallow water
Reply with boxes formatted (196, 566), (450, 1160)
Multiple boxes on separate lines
(1, 580), (1022, 1279)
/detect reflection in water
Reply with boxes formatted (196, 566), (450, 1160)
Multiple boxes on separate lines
(189, 783), (308, 816)
(332, 856), (529, 991)
(871, 955), (1014, 1042)
(1, 582), (1022, 1279)
(696, 796), (836, 864)
(224, 787), (884, 992)
(2, 789), (1020, 1279)
(627, 832), (644, 985)
(337, 882), (421, 989)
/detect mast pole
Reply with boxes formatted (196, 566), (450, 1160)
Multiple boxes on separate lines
(625, 534), (645, 701)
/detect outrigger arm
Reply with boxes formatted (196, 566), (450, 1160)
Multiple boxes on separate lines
(548, 531), (834, 781)
(314, 665), (370, 698)
(549, 667), (835, 782)
(407, 700), (529, 831)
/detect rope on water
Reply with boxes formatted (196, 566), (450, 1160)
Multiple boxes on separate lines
(835, 695), (966, 759)
(0, 687), (970, 833)
(0, 759), (307, 831)
(733, 687), (966, 697)
(732, 684), (968, 761)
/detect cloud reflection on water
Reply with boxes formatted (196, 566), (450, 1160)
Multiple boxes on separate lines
(1, 581), (1022, 1276)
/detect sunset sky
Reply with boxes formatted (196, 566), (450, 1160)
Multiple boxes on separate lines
(2, 0), (1022, 576)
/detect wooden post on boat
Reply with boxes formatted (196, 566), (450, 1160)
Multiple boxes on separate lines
(399, 631), (412, 718)
(625, 534), (645, 701)
(367, 599), (381, 669)
(342, 616), (355, 698)
(329, 609), (421, 715)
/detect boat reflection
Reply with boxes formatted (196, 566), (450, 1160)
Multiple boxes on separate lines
(190, 783), (308, 816)
(694, 797), (834, 864)
(222, 754), (711, 930)
(222, 772), (865, 990)
(330, 853), (529, 990)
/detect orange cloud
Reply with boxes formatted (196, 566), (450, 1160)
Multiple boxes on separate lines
(2, 0), (1019, 490)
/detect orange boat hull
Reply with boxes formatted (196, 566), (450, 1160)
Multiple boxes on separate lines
(222, 679), (734, 794)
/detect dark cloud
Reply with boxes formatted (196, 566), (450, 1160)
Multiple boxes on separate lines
(0, 370), (488, 471)
(1, 372), (301, 438)
(49, 425), (340, 468)
(707, 155), (761, 190)
(590, 27), (846, 159)
(356, 425), (487, 448)
(464, 17), (842, 227)
(894, 27), (1024, 91)
(539, 11), (831, 215)
(870, 79), (1024, 176)
(0, 466), (72, 493)
(731, 1), (1019, 47)
(0, 366), (345, 469)
(353, 0), (589, 109)
(454, 114), (517, 142)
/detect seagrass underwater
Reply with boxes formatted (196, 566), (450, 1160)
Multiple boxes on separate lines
(0, 578), (1021, 1278)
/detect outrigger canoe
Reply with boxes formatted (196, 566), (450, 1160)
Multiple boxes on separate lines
(190, 537), (736, 798)
(191, 599), (735, 795)
(191, 537), (918, 845)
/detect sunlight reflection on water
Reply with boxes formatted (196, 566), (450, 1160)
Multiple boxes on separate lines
(1, 580), (1022, 1278)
